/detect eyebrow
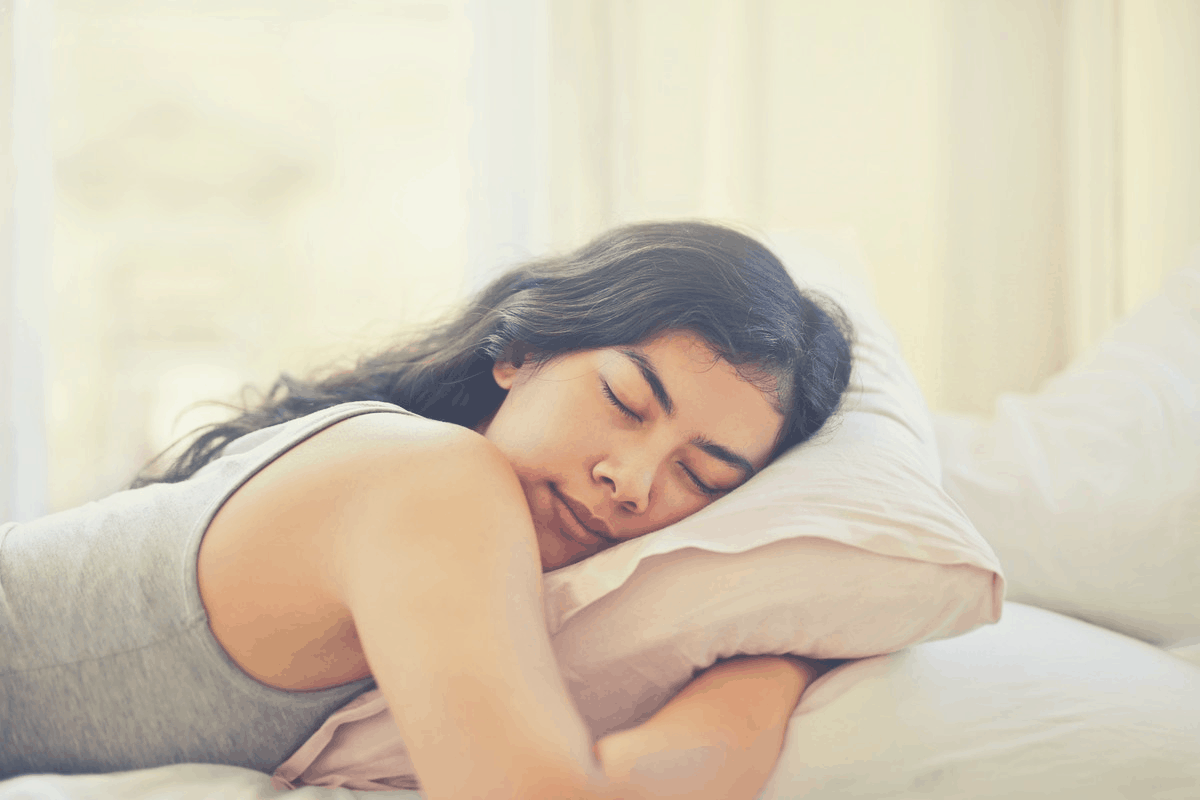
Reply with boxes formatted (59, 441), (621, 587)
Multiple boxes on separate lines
(691, 435), (757, 481)
(617, 348), (674, 415)
(616, 348), (758, 480)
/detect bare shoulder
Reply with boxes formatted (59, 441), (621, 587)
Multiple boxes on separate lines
(246, 410), (513, 500)
(316, 410), (536, 593)
(205, 408), (605, 798)
(197, 408), (524, 690)
(296, 410), (524, 524)
(203, 408), (518, 584)
(285, 408), (487, 469)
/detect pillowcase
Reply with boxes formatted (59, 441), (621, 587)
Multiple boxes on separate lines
(272, 228), (1005, 789)
(274, 544), (995, 791)
(933, 250), (1200, 647)
(544, 227), (1004, 736)
(760, 602), (1200, 799)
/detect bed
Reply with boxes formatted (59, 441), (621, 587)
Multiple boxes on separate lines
(3, 230), (1197, 800)
(3, 601), (1197, 800)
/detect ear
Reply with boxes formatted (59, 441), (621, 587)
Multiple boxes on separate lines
(493, 341), (536, 389)
(492, 358), (519, 390)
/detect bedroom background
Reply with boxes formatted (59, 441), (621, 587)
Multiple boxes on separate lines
(1, 0), (1197, 521)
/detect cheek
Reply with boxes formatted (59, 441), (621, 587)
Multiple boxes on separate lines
(623, 481), (707, 538)
(490, 389), (570, 462)
(493, 412), (549, 459)
(660, 493), (708, 528)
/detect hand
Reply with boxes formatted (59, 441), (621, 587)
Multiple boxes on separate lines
(594, 725), (731, 800)
(590, 654), (824, 800)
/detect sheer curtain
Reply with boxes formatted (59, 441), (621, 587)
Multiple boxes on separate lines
(3, 1), (1198, 519)
(1, 0), (53, 523)
(6, 2), (482, 514)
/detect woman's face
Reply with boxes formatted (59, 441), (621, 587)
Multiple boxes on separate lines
(475, 330), (785, 571)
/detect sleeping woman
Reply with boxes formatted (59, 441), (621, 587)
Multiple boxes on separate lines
(0, 220), (853, 800)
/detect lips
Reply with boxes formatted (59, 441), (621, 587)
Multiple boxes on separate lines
(551, 486), (613, 541)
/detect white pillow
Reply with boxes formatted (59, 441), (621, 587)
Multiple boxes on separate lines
(934, 250), (1200, 647)
(761, 602), (1200, 800)
(271, 229), (1006, 789)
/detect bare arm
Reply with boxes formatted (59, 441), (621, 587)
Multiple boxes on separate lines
(211, 411), (812, 800)
(329, 423), (611, 800)
(593, 655), (824, 800)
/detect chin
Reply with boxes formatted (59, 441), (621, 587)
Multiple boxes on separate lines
(536, 527), (585, 572)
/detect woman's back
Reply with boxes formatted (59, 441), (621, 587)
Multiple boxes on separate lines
(4, 397), (604, 798)
(0, 401), (414, 777)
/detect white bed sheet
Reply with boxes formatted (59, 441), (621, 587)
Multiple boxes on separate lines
(0, 763), (421, 800)
(5, 602), (1198, 800)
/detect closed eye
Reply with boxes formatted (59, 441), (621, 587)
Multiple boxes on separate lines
(680, 463), (723, 497)
(602, 381), (642, 423)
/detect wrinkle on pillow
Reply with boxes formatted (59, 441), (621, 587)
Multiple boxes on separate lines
(273, 227), (1006, 791)
(554, 538), (997, 738)
(273, 542), (993, 793)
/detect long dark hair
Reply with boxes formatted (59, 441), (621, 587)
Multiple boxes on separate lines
(133, 220), (853, 488)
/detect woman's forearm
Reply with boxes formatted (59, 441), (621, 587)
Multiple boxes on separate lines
(592, 655), (819, 800)
(595, 723), (747, 800)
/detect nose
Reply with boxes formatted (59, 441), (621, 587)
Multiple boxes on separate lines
(593, 454), (654, 515)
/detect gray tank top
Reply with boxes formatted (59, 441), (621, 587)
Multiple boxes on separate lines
(0, 401), (415, 778)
